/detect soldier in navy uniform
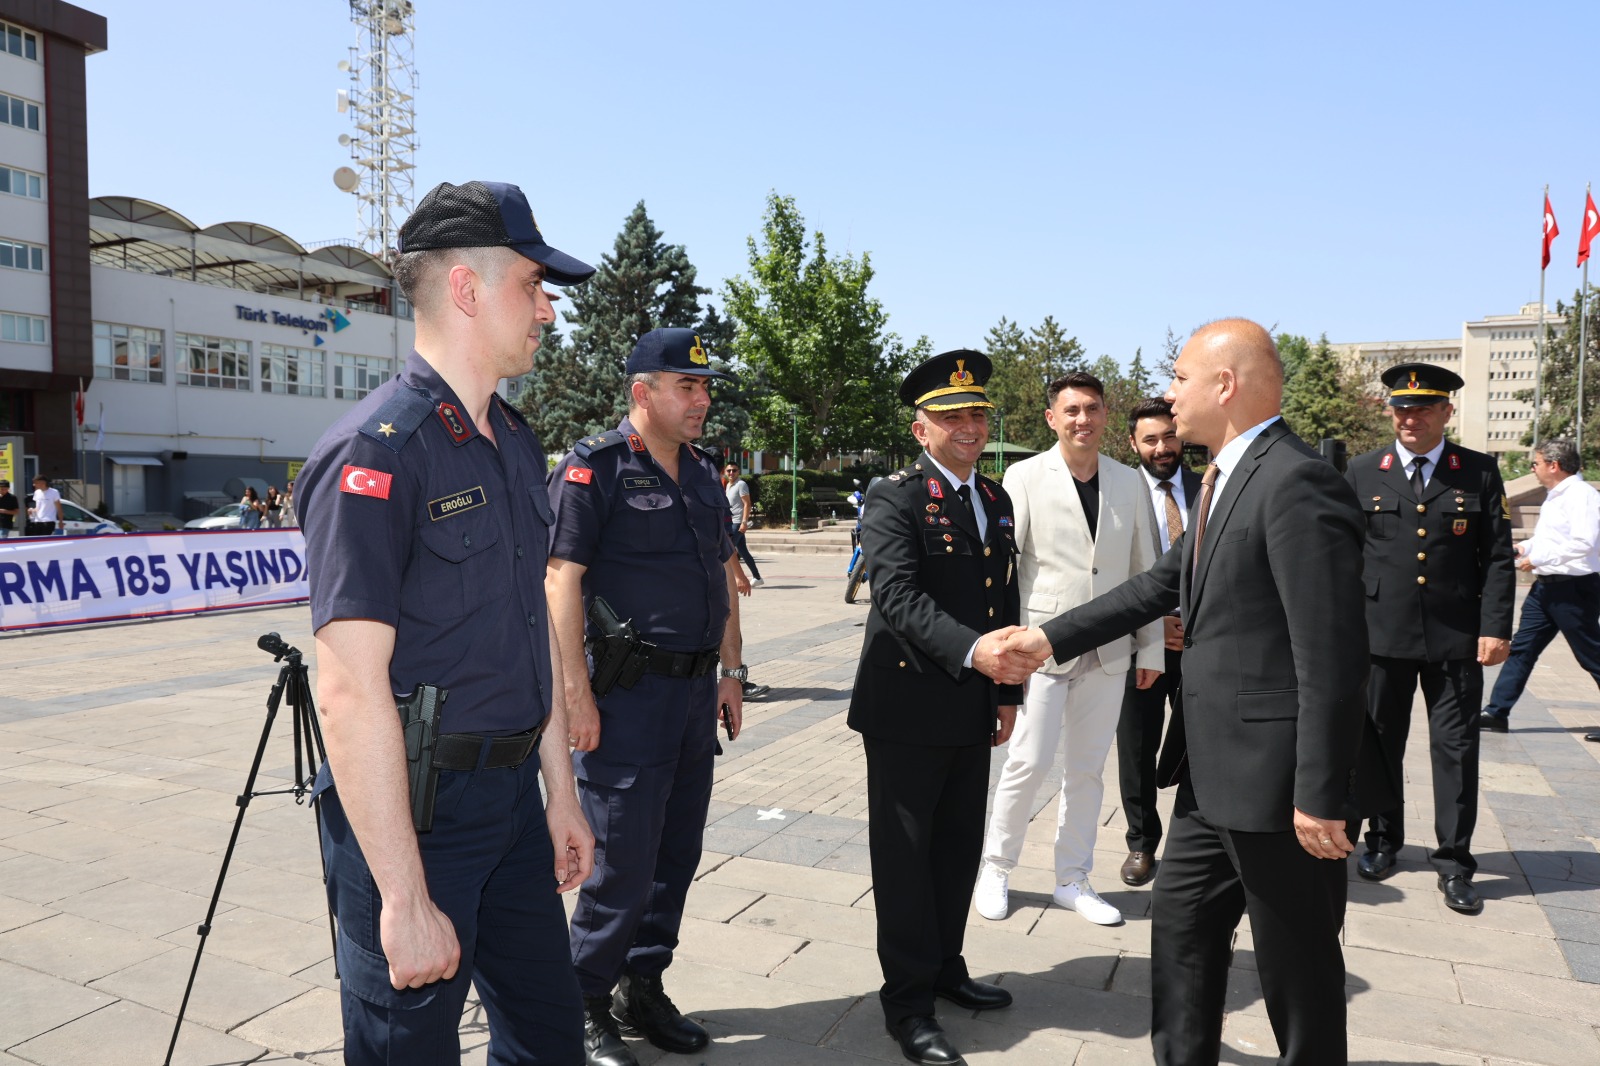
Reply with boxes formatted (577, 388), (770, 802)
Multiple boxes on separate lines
(1344, 362), (1514, 915)
(850, 350), (1041, 1066)
(298, 181), (596, 1063)
(546, 328), (746, 1066)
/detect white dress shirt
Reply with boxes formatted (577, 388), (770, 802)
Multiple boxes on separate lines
(1204, 416), (1280, 521)
(1141, 465), (1188, 547)
(1523, 473), (1600, 576)
(1392, 437), (1446, 490)
(924, 455), (989, 670)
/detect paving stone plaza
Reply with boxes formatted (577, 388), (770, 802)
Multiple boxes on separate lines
(2, 540), (1599, 1064)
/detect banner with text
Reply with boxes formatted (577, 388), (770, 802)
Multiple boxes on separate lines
(0, 530), (309, 631)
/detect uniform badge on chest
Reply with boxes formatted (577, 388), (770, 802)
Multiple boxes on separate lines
(1452, 519), (1468, 536)
(428, 485), (487, 521)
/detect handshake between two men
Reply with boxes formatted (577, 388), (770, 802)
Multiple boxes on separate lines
(971, 625), (1053, 686)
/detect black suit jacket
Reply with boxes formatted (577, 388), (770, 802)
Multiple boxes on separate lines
(1039, 420), (1371, 831)
(848, 453), (1024, 746)
(1344, 442), (1514, 662)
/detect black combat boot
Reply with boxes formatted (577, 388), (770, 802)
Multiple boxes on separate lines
(583, 994), (638, 1066)
(611, 971), (710, 1054)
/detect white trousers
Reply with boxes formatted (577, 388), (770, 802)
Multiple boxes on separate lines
(981, 667), (1127, 885)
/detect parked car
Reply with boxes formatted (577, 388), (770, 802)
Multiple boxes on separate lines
(17, 498), (126, 536)
(184, 503), (249, 530)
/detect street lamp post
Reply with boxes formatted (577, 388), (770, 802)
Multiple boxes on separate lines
(789, 406), (799, 531)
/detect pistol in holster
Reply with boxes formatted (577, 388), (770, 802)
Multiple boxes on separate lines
(585, 595), (650, 699)
(397, 683), (447, 833)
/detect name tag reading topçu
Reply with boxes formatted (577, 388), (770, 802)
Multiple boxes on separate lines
(428, 485), (488, 521)
(622, 476), (662, 490)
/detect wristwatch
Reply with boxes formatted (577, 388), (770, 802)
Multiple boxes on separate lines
(721, 665), (749, 682)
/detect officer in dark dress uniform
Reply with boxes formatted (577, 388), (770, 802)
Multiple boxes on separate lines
(546, 328), (746, 1066)
(850, 350), (1039, 1066)
(299, 180), (596, 1063)
(1344, 362), (1514, 915)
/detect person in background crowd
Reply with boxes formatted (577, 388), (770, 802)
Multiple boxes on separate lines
(0, 480), (18, 538)
(281, 479), (299, 527)
(239, 486), (265, 530)
(722, 462), (764, 587)
(1477, 438), (1600, 744)
(26, 475), (63, 536)
(264, 486), (284, 528)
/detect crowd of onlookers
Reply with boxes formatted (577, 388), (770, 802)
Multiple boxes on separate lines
(0, 474), (298, 538)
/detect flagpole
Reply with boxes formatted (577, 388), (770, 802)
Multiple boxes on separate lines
(1535, 185), (1548, 450)
(1581, 183), (1593, 463)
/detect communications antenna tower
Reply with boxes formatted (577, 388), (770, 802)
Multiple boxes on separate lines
(333, 0), (418, 259)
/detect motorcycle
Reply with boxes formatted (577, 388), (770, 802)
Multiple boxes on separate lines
(844, 478), (879, 604)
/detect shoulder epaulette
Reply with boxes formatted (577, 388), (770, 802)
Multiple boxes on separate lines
(573, 429), (628, 459)
(358, 384), (433, 453)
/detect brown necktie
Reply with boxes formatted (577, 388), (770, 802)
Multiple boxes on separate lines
(1190, 463), (1220, 581)
(1159, 480), (1184, 549)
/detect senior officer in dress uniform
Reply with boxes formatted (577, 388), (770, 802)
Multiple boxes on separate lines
(299, 180), (595, 1064)
(850, 350), (1041, 1066)
(546, 328), (746, 1066)
(1344, 362), (1514, 915)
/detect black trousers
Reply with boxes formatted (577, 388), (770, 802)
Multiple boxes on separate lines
(862, 735), (987, 1026)
(1118, 646), (1183, 852)
(1151, 780), (1350, 1066)
(1362, 655), (1482, 877)
(1484, 573), (1600, 717)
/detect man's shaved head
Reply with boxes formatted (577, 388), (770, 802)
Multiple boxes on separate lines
(1164, 318), (1283, 451)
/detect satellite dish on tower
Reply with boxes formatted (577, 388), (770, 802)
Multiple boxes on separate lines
(333, 167), (361, 193)
(337, 59), (350, 72)
(338, 133), (353, 147)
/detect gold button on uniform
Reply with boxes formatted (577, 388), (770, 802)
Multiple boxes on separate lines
(983, 546), (992, 557)
(1417, 528), (1426, 537)
(1417, 576), (1427, 585)
(1417, 552), (1426, 561)
(899, 661), (907, 668)
(1416, 504), (1426, 513)
(985, 577), (992, 587)
(987, 607), (995, 617)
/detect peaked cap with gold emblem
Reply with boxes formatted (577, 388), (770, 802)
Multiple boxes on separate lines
(1381, 361), (1463, 407)
(625, 327), (735, 381)
(899, 349), (995, 411)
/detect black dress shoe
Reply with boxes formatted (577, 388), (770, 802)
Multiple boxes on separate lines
(1477, 712), (1509, 733)
(1120, 850), (1155, 886)
(583, 995), (639, 1066)
(886, 1015), (965, 1065)
(934, 977), (1012, 1011)
(1439, 874), (1483, 914)
(1356, 850), (1397, 881)
(612, 971), (709, 1054)
(1585, 731), (1600, 743)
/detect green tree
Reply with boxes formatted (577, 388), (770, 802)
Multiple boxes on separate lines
(1279, 333), (1390, 455)
(724, 193), (924, 465)
(694, 303), (755, 460)
(1088, 355), (1145, 468)
(1516, 288), (1600, 460)
(517, 201), (706, 446)
(983, 315), (1086, 453)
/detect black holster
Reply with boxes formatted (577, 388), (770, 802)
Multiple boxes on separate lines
(397, 683), (447, 833)
(586, 595), (649, 698)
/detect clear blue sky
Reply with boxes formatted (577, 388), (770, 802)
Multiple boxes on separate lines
(86, 0), (1599, 368)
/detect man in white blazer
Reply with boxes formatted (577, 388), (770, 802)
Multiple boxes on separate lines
(975, 371), (1165, 925)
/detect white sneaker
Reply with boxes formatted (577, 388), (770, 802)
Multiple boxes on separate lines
(752, 579), (764, 587)
(1053, 878), (1122, 926)
(974, 863), (1009, 920)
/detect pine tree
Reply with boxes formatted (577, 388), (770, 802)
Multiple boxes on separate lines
(1517, 288), (1600, 462)
(1280, 333), (1389, 455)
(695, 303), (754, 460)
(517, 201), (707, 448)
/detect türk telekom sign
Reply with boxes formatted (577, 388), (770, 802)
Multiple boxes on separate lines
(0, 530), (310, 631)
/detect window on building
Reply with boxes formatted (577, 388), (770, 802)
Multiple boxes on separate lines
(0, 311), (46, 343)
(0, 166), (42, 200)
(0, 237), (44, 272)
(333, 352), (391, 400)
(0, 91), (40, 131)
(176, 333), (251, 390)
(259, 343), (326, 397)
(2, 22), (39, 61)
(93, 322), (164, 383)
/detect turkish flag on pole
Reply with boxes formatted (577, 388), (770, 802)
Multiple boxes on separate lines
(1578, 190), (1600, 267)
(74, 379), (85, 426)
(1543, 194), (1560, 270)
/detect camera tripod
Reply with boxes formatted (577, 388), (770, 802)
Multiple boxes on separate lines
(164, 632), (336, 1065)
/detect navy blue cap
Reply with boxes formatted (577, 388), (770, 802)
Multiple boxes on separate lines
(397, 180), (595, 286)
(625, 328), (734, 380)
(1381, 362), (1463, 407)
(899, 349), (994, 410)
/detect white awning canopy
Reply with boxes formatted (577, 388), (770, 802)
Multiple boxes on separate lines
(108, 455), (163, 466)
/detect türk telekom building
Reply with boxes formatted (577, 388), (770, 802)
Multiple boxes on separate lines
(0, 0), (415, 519)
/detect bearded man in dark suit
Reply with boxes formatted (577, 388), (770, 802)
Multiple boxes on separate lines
(1005, 319), (1370, 1066)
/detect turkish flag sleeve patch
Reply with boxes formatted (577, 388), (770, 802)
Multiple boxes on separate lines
(339, 464), (393, 499)
(565, 467), (594, 485)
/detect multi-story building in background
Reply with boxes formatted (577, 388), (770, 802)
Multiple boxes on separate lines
(1333, 303), (1566, 459)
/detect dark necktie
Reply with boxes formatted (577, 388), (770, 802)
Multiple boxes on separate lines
(1190, 463), (1220, 582)
(1410, 456), (1427, 498)
(957, 483), (976, 530)
(1159, 480), (1183, 549)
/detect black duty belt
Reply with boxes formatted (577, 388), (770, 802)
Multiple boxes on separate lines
(432, 722), (544, 771)
(643, 646), (720, 679)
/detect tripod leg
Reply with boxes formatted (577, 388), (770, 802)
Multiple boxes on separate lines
(164, 663), (290, 1066)
(287, 661), (340, 978)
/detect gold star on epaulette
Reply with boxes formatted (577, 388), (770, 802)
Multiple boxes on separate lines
(378, 422), (396, 437)
(585, 437), (604, 448)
